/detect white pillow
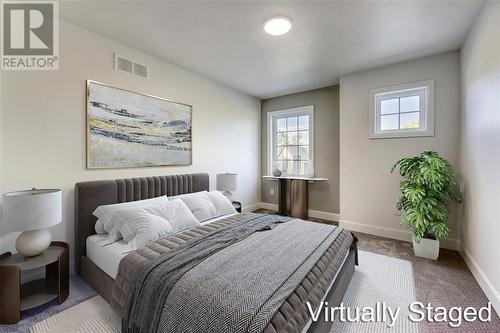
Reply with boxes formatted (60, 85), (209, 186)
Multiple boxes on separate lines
(95, 220), (105, 234)
(105, 228), (122, 244)
(167, 191), (207, 200)
(113, 207), (173, 243)
(207, 191), (237, 217)
(93, 196), (169, 233)
(159, 199), (201, 234)
(113, 199), (199, 248)
(168, 192), (217, 222)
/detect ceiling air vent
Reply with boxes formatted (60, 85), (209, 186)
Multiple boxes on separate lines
(114, 53), (150, 79)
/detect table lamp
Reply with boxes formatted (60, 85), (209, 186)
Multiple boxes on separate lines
(216, 173), (237, 198)
(2, 189), (62, 259)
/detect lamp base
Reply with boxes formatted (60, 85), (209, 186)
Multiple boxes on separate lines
(15, 228), (52, 259)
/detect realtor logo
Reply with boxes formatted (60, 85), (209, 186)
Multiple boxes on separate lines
(1, 1), (59, 70)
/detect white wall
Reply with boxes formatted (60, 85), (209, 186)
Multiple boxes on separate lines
(339, 52), (461, 249)
(0, 20), (261, 267)
(460, 1), (500, 315)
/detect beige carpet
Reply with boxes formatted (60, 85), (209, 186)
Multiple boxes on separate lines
(30, 296), (119, 333)
(355, 231), (500, 332)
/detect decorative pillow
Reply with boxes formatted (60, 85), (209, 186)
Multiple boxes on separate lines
(130, 213), (174, 249)
(93, 196), (169, 233)
(159, 199), (201, 234)
(207, 191), (237, 217)
(112, 199), (199, 248)
(168, 191), (217, 222)
(112, 207), (173, 244)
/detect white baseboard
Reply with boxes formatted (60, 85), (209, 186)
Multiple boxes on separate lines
(257, 203), (458, 249)
(242, 202), (261, 213)
(460, 247), (500, 317)
(308, 210), (340, 221)
(339, 219), (459, 251)
(256, 202), (340, 221)
(258, 202), (278, 211)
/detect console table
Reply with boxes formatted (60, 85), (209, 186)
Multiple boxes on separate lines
(263, 176), (328, 219)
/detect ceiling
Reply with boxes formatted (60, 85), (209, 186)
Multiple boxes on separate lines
(60, 1), (483, 99)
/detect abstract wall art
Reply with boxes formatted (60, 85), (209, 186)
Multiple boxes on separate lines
(86, 80), (192, 168)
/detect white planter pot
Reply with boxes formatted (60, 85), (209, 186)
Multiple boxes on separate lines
(412, 236), (439, 260)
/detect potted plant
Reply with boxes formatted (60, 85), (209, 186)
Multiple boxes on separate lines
(391, 151), (463, 260)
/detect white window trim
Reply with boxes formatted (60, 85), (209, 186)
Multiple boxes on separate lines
(369, 80), (435, 139)
(267, 105), (314, 176)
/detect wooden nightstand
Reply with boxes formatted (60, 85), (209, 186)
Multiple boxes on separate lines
(232, 201), (242, 213)
(0, 241), (69, 324)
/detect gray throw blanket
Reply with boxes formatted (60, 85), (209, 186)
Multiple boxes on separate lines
(123, 214), (346, 333)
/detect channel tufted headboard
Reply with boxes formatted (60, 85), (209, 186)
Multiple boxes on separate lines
(74, 173), (209, 274)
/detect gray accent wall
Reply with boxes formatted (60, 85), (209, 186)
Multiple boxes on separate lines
(261, 86), (340, 215)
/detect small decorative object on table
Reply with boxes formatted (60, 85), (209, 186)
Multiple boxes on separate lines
(216, 173), (238, 199)
(2, 188), (62, 259)
(0, 242), (69, 324)
(272, 168), (282, 177)
(232, 201), (242, 213)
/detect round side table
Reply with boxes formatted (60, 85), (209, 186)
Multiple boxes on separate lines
(0, 241), (69, 324)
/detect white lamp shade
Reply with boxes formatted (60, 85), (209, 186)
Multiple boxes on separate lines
(216, 173), (237, 192)
(2, 189), (62, 232)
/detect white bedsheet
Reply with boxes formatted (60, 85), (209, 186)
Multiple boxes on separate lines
(86, 213), (238, 278)
(86, 234), (135, 279)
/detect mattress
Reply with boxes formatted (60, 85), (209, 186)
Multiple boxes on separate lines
(86, 213), (238, 278)
(301, 248), (350, 333)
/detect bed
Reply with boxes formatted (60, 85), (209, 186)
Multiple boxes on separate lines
(75, 173), (358, 333)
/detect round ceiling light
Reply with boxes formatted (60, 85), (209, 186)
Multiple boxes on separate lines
(263, 16), (292, 36)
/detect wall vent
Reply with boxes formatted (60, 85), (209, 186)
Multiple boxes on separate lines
(114, 53), (150, 79)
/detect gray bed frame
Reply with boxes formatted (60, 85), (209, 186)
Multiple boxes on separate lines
(74, 173), (357, 333)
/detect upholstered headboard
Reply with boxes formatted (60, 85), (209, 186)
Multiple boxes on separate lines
(74, 173), (209, 274)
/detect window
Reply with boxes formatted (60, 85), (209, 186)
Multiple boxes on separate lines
(369, 80), (434, 139)
(267, 106), (314, 176)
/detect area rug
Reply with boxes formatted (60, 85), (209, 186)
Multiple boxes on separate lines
(330, 250), (419, 332)
(0, 276), (96, 333)
(30, 296), (119, 333)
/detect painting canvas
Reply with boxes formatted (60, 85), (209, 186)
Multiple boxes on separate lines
(87, 81), (192, 168)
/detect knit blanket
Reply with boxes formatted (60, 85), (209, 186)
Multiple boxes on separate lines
(122, 214), (351, 333)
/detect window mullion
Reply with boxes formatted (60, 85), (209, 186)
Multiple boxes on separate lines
(398, 97), (401, 130)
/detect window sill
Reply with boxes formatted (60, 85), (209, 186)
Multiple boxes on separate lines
(369, 129), (435, 139)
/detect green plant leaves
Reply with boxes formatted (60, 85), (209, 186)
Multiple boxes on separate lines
(391, 151), (463, 241)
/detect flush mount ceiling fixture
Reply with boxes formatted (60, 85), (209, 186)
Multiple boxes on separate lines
(263, 16), (292, 36)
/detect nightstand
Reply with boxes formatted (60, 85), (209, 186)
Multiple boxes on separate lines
(0, 241), (69, 324)
(232, 201), (242, 213)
